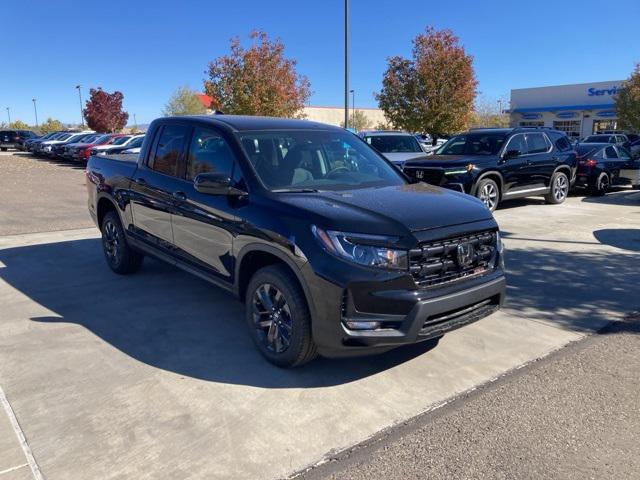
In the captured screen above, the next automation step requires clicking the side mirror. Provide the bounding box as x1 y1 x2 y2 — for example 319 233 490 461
503 149 520 160
194 172 246 196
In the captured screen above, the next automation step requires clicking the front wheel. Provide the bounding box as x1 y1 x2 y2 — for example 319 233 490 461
245 265 317 368
101 211 144 274
475 178 500 212
545 171 569 204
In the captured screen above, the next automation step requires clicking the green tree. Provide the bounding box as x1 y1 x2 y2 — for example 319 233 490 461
340 110 372 132
38 117 64 134
376 27 477 141
204 30 311 117
8 120 31 130
162 86 207 116
616 64 640 132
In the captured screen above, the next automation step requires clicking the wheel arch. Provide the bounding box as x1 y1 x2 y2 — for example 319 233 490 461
235 245 317 322
97 196 119 228
472 170 505 197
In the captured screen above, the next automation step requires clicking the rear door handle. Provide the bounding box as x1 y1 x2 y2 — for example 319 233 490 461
172 191 187 202
135 178 147 185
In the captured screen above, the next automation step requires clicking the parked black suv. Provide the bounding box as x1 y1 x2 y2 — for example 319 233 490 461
403 128 577 211
86 116 506 367
0 130 39 151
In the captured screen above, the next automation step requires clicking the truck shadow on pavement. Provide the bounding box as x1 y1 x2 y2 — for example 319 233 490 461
1 235 638 387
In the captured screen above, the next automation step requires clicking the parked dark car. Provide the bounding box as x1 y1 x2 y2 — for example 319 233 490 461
574 143 640 195
50 133 97 158
582 133 630 148
25 131 61 152
402 128 577 211
86 115 506 367
0 130 39 151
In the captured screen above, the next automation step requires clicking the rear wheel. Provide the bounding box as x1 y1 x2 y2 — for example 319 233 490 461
545 171 569 204
245 265 317 368
589 172 610 196
101 211 144 274
475 178 500 212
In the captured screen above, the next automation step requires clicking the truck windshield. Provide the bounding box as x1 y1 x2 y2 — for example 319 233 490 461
436 133 507 156
238 130 406 191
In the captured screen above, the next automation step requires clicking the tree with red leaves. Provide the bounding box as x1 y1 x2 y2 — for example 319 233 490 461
377 27 477 141
83 88 129 132
204 31 311 118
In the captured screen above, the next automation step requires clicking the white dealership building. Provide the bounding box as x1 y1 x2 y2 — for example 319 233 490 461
509 80 624 139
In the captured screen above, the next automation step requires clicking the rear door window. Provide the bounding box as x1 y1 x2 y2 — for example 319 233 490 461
149 125 189 177
604 146 618 159
525 133 551 154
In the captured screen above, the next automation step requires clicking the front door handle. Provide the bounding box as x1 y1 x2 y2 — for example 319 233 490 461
135 178 147 185
172 191 187 202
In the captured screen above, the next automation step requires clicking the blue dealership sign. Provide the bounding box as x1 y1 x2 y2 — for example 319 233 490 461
587 86 622 97
556 112 577 119
521 113 542 120
596 110 617 118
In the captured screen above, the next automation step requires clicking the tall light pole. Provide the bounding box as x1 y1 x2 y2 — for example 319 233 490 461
497 100 503 115
5 107 10 125
75 85 84 127
344 0 349 129
350 89 355 118
32 98 39 128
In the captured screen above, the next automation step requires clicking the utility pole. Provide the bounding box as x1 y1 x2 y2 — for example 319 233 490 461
344 0 349 129
350 89 355 119
76 85 84 128
32 98 39 128
5 107 10 125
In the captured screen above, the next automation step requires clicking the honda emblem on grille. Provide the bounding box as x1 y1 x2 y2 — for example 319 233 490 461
415 170 424 179
456 242 474 267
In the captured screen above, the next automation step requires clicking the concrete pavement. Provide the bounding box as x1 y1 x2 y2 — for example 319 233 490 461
1 150 639 479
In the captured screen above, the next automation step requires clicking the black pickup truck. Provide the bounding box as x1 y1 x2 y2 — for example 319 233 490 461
86 115 506 367
403 128 577 211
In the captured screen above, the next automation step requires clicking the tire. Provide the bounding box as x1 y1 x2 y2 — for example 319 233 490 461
475 178 500 212
589 172 610 196
245 265 318 368
545 171 569 204
100 211 144 274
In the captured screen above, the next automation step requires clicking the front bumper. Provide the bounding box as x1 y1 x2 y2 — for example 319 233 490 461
311 268 505 358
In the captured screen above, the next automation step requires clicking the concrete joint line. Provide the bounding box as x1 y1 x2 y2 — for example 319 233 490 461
0 386 44 480
0 464 29 476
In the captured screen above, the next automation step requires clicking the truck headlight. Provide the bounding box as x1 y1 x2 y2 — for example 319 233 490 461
312 226 408 270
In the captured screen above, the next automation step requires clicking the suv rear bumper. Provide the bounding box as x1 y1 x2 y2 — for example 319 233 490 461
310 269 506 358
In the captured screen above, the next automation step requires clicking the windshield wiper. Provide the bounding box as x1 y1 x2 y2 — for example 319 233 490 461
271 188 323 193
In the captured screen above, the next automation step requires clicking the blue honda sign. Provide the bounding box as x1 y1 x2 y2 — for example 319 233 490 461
596 110 617 118
556 112 577 119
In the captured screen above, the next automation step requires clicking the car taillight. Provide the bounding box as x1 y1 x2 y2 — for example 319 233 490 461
82 147 92 159
578 158 597 167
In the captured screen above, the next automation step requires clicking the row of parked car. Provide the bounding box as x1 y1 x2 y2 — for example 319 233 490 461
0 129 145 161
361 127 640 211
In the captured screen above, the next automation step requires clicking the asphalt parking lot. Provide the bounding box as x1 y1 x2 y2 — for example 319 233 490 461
1 150 639 479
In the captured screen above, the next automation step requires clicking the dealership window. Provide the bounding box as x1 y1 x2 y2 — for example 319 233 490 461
593 120 618 133
519 121 544 128
553 120 581 138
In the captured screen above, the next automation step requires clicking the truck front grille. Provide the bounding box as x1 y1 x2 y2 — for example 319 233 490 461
410 230 497 287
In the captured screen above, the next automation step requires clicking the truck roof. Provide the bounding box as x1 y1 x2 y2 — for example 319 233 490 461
162 115 343 132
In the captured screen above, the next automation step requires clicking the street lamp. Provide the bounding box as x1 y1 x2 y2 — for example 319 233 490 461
32 98 38 128
75 85 84 128
350 89 355 119
344 0 349 129
5 107 10 125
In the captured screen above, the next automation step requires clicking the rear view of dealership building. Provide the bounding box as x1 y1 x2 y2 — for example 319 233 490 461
509 80 624 139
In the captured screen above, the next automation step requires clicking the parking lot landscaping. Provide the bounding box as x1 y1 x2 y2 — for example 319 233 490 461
1 151 639 479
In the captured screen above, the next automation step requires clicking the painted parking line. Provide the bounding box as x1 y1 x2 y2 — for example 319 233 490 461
0 386 43 480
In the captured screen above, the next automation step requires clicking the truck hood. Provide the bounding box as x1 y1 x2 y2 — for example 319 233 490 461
404 154 497 168
273 182 492 234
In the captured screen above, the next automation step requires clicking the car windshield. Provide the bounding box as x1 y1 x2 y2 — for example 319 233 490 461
576 145 601 157
436 133 507 155
111 136 131 145
93 134 111 144
584 135 611 143
57 133 73 141
238 130 405 192
128 136 144 148
363 134 423 153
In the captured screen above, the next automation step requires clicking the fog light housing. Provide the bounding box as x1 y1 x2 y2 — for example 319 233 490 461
344 321 381 330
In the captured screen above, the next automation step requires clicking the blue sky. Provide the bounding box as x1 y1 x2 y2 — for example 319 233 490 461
2 0 639 125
